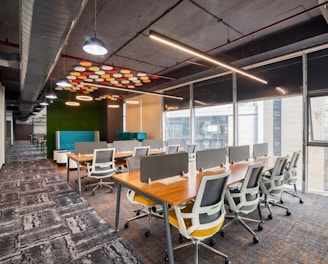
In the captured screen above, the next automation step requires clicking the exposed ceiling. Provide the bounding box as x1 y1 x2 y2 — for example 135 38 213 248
1 0 328 121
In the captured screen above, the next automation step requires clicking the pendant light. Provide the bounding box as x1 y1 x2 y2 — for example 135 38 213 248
46 77 57 100
56 43 72 87
83 0 108 55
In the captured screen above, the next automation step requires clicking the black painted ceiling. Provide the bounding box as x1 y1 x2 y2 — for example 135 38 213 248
1 0 328 120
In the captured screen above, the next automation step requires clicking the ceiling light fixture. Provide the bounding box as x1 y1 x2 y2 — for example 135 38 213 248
107 104 120 108
56 43 72 87
66 101 80 106
46 78 57 99
107 99 120 108
45 92 57 100
83 0 108 55
125 100 140 104
56 77 72 87
86 83 183 100
149 30 268 84
40 100 49 106
76 95 93 101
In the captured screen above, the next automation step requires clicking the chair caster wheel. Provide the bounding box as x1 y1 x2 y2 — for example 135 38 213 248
300 199 304 204
145 230 150 237
268 214 273 220
258 224 263 231
286 210 291 216
253 236 259 243
92 191 95 195
178 234 184 243
209 238 215 246
280 199 284 204
151 206 157 213
225 260 231 264
124 223 129 228
220 231 225 237
136 210 140 216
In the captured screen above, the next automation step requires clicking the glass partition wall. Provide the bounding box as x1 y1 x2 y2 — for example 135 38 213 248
162 47 328 195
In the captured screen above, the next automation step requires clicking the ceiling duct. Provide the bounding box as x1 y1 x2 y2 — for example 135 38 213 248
19 0 87 119
319 0 328 23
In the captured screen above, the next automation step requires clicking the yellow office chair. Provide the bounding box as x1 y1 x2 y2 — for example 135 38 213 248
281 151 303 204
124 155 163 237
221 163 265 243
167 171 231 264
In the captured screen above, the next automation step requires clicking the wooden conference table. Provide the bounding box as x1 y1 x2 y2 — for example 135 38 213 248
113 156 276 264
66 149 164 195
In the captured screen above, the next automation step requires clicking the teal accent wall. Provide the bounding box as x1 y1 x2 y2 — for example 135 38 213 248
46 96 103 158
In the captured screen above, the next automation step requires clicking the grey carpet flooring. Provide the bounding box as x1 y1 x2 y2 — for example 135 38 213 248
0 142 144 264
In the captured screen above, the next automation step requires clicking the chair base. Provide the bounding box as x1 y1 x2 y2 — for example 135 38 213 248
125 206 163 237
261 194 291 219
85 179 114 195
221 213 263 243
167 238 230 264
281 185 304 204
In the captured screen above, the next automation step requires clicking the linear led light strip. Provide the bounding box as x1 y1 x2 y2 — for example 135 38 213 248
83 82 183 100
149 30 268 85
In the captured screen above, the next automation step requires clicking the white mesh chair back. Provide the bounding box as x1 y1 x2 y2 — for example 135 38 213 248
261 155 288 195
227 163 265 214
176 171 230 239
133 146 150 157
284 151 300 185
166 144 180 154
126 156 141 172
91 148 116 176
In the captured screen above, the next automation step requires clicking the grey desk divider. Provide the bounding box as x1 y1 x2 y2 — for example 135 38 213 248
142 139 164 149
113 140 141 152
253 143 268 158
196 148 227 171
74 141 108 155
228 145 250 164
140 152 189 183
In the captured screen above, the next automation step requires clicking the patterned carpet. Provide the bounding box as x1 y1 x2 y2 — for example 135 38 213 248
0 143 143 263
2 142 328 264
62 150 328 264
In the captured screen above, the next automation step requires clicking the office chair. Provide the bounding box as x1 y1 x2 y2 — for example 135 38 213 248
221 163 265 243
281 151 303 204
133 146 150 157
166 144 180 154
85 148 116 195
124 156 163 237
186 144 197 161
260 155 291 219
167 171 231 264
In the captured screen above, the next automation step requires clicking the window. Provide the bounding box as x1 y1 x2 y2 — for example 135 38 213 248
163 109 190 144
194 104 233 150
309 95 328 143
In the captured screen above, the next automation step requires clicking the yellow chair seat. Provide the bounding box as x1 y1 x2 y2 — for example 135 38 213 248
168 202 224 238
133 193 157 206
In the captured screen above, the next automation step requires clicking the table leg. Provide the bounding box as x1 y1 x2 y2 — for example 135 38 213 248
258 202 263 221
76 161 81 195
115 183 122 232
163 202 174 264
67 156 70 182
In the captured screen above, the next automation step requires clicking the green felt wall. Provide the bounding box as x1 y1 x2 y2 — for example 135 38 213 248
46 96 104 158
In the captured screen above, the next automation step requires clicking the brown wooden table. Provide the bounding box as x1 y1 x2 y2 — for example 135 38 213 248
66 149 166 195
112 156 274 264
